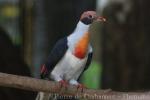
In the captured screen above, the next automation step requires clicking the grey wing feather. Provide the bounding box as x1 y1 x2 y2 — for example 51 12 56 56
40 37 68 79
84 52 93 71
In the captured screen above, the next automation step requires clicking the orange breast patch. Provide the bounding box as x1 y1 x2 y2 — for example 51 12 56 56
74 32 89 59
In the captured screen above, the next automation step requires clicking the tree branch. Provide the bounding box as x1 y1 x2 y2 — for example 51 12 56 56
0 72 150 100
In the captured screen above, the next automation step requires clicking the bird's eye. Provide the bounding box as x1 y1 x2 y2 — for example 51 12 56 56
89 15 93 18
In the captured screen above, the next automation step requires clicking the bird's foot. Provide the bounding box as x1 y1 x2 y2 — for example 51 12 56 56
76 83 86 92
59 80 68 89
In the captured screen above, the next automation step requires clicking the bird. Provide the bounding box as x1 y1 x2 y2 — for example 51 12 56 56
36 11 106 100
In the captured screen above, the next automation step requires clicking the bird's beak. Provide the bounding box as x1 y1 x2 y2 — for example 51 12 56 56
96 16 106 22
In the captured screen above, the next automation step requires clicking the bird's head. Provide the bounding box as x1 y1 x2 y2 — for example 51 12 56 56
80 11 106 25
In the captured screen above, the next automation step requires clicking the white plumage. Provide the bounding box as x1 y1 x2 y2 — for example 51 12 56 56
51 49 88 85
51 21 92 85
35 11 105 100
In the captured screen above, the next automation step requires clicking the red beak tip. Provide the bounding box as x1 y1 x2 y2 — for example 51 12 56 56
97 16 107 22
103 18 106 22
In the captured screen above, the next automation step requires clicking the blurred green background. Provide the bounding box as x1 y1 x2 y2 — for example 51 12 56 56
0 1 150 100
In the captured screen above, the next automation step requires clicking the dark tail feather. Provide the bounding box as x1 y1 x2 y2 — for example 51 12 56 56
40 64 48 79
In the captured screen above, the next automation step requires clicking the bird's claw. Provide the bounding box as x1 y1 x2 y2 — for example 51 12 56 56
59 80 68 89
77 84 86 92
